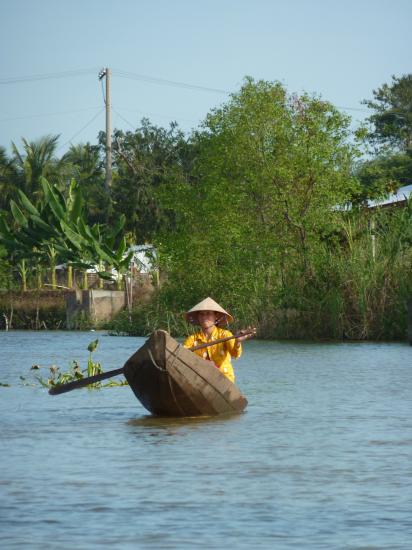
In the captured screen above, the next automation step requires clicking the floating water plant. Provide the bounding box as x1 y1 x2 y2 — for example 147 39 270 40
32 339 127 389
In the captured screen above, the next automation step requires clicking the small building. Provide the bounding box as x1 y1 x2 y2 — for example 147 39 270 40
367 184 412 210
127 244 157 274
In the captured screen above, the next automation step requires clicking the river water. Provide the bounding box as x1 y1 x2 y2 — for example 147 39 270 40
0 331 411 549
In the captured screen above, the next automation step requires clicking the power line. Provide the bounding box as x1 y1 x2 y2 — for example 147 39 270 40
0 68 99 85
113 69 371 112
113 68 229 94
337 105 369 113
57 108 104 152
112 107 136 130
0 66 371 114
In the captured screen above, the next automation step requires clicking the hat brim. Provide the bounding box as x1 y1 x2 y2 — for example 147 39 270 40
184 297 234 326
184 310 233 327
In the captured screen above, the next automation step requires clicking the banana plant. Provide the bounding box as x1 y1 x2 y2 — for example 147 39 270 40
1 177 134 291
0 213 39 290
41 176 133 290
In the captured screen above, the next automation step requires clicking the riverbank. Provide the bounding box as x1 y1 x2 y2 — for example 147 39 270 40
0 290 67 330
1 291 411 343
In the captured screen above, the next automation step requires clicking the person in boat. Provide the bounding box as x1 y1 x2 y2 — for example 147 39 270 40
183 297 253 383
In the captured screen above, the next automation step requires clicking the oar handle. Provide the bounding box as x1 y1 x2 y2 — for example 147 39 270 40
189 330 255 352
48 367 124 395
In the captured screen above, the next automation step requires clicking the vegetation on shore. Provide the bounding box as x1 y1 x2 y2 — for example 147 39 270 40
1 75 411 340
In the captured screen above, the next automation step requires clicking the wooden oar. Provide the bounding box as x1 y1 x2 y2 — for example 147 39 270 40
49 329 255 396
48 367 124 395
189 329 255 351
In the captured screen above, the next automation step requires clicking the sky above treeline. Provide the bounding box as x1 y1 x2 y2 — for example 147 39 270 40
1 0 411 155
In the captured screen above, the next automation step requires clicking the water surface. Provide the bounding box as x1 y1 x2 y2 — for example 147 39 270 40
1 331 411 549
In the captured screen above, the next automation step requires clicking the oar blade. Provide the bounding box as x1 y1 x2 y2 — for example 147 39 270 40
48 367 124 395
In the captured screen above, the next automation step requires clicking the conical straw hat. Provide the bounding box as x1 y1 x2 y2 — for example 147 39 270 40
184 297 234 326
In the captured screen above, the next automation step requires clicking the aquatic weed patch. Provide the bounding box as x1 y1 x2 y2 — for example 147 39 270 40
20 338 128 389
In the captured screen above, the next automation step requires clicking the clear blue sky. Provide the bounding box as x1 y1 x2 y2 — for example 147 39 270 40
1 0 411 155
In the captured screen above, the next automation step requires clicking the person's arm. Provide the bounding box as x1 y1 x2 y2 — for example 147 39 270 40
224 331 242 359
226 327 255 358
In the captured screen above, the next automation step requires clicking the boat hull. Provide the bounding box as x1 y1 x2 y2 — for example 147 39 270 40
123 330 248 416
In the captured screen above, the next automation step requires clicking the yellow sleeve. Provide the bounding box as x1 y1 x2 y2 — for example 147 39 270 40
222 329 242 359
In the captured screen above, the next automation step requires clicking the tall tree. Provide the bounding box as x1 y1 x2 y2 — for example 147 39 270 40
0 147 18 211
356 74 412 202
11 135 64 201
156 78 360 314
363 74 412 152
107 119 194 242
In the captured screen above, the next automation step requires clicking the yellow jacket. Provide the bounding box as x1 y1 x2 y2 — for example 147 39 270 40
183 326 242 383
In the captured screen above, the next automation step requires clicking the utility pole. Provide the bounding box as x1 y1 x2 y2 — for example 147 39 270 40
98 67 112 191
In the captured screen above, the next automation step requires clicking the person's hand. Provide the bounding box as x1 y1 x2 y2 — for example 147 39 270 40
237 327 256 342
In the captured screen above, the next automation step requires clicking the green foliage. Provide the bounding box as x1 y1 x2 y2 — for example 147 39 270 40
87 338 99 353
0 76 411 341
354 74 412 204
107 295 189 337
155 78 361 321
108 119 195 242
363 74 412 153
317 203 412 339
0 146 19 211
137 78 411 341
354 152 412 203
0 244 13 289
0 176 132 290
33 339 127 389
62 142 108 224
34 361 84 388
11 135 64 201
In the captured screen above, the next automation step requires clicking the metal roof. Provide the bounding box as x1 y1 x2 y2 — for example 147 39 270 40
367 184 412 208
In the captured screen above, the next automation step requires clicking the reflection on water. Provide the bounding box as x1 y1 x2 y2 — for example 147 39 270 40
0 331 411 549
127 411 243 428
127 413 244 443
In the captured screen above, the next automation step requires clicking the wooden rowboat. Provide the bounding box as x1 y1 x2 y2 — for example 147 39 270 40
123 329 248 416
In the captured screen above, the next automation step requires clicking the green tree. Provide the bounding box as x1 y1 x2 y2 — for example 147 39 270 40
356 74 412 202
355 152 412 203
0 147 18 211
156 78 360 320
107 119 194 242
11 135 65 201
0 243 13 289
363 74 412 152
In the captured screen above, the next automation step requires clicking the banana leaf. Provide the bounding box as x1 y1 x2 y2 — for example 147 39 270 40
68 181 84 223
77 218 94 241
17 190 40 217
29 214 54 234
93 242 115 264
40 177 65 220
10 201 29 228
97 270 115 281
60 220 87 250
